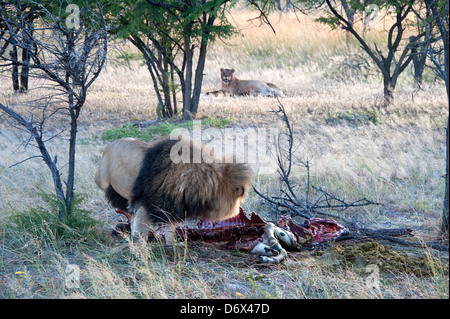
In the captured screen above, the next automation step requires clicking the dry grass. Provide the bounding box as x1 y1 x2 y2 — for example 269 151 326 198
0 10 448 299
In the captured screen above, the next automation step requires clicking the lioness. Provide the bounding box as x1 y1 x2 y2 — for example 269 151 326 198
207 68 284 97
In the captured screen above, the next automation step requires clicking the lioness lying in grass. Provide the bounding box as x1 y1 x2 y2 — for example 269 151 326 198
207 68 284 97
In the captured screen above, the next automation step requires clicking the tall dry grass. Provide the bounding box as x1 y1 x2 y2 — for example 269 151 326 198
0 10 448 299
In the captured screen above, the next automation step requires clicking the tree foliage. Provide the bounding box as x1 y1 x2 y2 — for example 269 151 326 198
315 0 419 106
104 0 238 119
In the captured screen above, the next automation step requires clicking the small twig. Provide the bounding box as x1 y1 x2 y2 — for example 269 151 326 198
246 0 277 34
253 186 312 219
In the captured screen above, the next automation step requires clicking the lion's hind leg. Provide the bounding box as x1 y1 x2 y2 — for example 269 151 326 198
106 185 129 211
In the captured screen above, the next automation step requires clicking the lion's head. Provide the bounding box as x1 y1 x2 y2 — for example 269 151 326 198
220 68 235 85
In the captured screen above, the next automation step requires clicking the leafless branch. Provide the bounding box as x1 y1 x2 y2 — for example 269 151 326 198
0 0 107 217
254 99 381 227
8 155 43 169
252 99 447 249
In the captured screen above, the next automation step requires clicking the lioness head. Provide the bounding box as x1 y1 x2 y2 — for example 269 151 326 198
220 68 235 85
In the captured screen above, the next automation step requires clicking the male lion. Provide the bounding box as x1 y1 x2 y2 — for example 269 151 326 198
95 137 254 245
206 68 284 97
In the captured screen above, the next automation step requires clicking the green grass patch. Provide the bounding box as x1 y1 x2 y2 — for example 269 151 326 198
110 50 144 67
100 117 233 142
326 108 380 126
4 192 104 244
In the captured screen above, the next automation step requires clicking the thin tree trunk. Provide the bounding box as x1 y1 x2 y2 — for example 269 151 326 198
190 20 211 117
0 102 66 213
410 36 426 85
324 0 414 108
10 44 19 92
383 77 395 106
64 32 76 218
20 45 30 92
341 0 355 43
129 35 168 118
443 118 449 237
162 59 173 118
171 66 177 114
442 42 449 238
276 0 281 11
183 31 194 120
66 101 78 217
20 29 32 92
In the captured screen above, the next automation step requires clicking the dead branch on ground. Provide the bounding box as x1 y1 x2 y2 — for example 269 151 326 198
254 99 448 252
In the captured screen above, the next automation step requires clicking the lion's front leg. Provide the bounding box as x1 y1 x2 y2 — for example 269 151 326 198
163 222 185 248
130 206 152 239
206 90 221 96
206 89 231 96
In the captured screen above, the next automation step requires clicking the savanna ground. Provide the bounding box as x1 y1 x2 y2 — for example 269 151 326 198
0 9 448 299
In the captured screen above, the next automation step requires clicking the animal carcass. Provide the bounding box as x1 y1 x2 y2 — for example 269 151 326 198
113 207 348 264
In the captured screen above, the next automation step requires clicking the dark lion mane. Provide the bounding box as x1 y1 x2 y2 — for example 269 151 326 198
128 138 254 223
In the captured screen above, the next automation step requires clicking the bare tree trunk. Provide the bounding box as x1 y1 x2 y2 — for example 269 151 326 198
19 44 30 92
183 30 194 120
19 27 32 92
410 36 426 85
440 49 448 239
442 47 449 238
171 66 177 114
276 0 282 11
0 102 66 213
162 59 173 118
10 44 19 92
190 26 210 117
128 34 177 119
443 119 449 237
181 14 215 120
341 0 355 43
66 95 78 217
383 76 395 106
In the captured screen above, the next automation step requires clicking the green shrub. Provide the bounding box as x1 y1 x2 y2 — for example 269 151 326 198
6 192 103 243
326 108 380 126
100 117 233 142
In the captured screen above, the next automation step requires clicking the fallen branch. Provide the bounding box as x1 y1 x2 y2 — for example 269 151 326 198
357 227 414 238
253 99 448 253
333 234 448 252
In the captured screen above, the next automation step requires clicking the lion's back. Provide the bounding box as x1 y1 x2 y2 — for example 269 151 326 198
235 79 284 97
